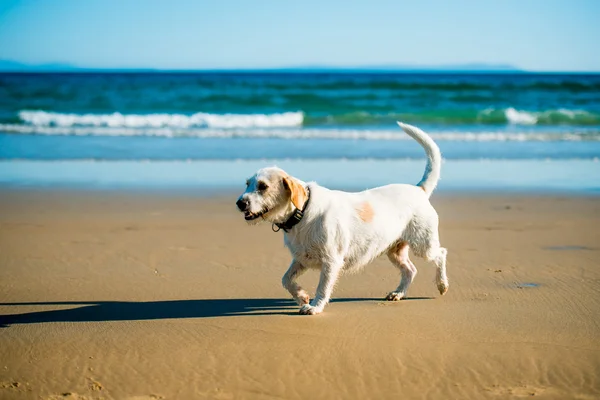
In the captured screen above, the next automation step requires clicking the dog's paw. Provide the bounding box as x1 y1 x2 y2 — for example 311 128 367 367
385 291 405 301
437 281 449 295
299 304 321 315
295 291 310 305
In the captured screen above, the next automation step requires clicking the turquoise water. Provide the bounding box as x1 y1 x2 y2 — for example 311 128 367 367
0 72 599 191
2 72 600 127
1 72 600 160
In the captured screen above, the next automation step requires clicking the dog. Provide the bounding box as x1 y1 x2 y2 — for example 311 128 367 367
236 122 448 315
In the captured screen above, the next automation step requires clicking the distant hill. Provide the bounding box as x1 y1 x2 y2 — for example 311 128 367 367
270 63 523 72
0 60 79 72
0 59 523 73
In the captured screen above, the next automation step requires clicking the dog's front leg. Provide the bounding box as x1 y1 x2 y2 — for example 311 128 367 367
299 259 343 315
282 260 310 306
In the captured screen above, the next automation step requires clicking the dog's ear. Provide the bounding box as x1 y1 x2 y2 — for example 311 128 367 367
282 176 307 210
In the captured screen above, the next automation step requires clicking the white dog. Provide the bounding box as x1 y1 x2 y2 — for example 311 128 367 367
236 122 448 315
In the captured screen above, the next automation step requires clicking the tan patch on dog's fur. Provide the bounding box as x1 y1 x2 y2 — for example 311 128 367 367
390 240 407 253
357 201 374 222
283 176 308 209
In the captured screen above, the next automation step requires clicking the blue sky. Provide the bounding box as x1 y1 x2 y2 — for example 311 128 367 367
0 0 598 71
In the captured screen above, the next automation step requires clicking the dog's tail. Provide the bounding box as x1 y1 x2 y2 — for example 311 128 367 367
397 122 441 197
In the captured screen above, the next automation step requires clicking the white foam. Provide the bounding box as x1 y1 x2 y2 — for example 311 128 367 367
18 110 305 129
1 124 598 142
557 108 577 118
505 108 538 125
503 107 595 125
554 108 591 118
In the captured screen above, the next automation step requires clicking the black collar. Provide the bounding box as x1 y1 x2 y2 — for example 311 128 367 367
272 187 310 233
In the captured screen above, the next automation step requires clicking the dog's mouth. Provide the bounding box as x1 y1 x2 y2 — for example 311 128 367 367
244 208 269 221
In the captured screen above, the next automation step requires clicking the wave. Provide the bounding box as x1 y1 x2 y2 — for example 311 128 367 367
492 107 598 125
15 108 600 130
2 124 599 141
18 110 304 129
305 108 600 126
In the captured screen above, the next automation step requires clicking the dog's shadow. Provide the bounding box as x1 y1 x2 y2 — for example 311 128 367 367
0 297 433 327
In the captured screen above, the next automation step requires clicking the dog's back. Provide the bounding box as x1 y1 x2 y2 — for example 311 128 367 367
286 182 439 272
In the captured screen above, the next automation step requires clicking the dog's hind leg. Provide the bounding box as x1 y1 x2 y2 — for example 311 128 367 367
425 244 449 295
410 215 449 296
432 246 449 295
282 260 310 305
385 241 418 301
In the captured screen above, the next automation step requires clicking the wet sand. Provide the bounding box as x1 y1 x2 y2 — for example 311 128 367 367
0 190 599 399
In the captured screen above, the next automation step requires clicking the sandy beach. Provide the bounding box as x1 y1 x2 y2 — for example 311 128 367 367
0 190 599 399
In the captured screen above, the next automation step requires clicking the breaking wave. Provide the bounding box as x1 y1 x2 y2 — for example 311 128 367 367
2 108 598 141
16 108 600 129
18 110 305 129
303 108 600 126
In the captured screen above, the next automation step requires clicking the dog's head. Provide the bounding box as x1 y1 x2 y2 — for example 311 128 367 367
236 167 308 225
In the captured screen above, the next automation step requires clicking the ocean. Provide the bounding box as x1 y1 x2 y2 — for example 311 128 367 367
0 72 599 192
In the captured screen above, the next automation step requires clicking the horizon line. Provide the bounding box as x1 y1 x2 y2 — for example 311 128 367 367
1 60 600 74
2 68 600 74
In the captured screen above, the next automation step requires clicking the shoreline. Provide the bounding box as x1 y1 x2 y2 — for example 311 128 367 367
1 159 599 195
1 186 599 200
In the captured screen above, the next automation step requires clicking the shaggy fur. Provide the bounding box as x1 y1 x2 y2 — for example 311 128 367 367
236 122 449 315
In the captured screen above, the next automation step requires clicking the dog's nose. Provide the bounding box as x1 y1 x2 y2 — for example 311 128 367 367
236 198 249 211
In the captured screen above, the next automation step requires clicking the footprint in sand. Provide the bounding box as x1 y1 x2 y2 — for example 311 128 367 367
484 384 594 398
47 394 97 400
47 394 164 400
1 381 31 392
486 384 544 397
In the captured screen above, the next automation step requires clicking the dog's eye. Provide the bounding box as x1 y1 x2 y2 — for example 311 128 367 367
257 182 268 191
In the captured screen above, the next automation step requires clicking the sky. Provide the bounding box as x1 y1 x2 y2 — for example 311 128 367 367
0 0 599 72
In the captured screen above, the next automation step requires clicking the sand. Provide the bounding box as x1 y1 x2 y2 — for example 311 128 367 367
0 190 599 399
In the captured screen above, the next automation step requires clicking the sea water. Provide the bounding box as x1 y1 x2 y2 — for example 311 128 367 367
0 72 598 192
